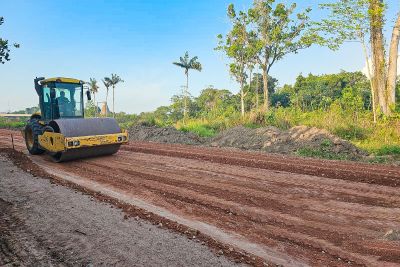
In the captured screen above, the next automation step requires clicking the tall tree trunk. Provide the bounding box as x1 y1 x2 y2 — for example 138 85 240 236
105 89 109 117
386 13 400 108
370 0 388 115
255 73 259 109
184 72 189 120
249 68 253 110
262 66 269 112
94 92 96 117
240 75 245 117
112 86 115 118
361 36 377 123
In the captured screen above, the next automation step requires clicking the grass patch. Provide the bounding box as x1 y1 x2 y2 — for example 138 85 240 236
367 156 389 164
373 145 400 156
0 118 26 129
179 124 216 137
176 120 217 137
296 140 349 160
332 125 368 140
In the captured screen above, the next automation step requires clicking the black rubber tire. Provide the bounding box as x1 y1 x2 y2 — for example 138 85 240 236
24 119 45 155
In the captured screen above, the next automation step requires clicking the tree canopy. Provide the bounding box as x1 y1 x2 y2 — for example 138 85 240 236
0 17 19 64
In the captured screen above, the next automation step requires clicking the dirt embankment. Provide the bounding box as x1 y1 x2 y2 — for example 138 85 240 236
209 125 367 160
128 124 367 160
128 124 205 145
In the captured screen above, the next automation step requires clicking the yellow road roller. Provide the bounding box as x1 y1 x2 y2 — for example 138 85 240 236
23 77 128 162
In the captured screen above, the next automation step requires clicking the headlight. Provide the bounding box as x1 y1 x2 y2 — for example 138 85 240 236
73 141 80 146
118 136 123 142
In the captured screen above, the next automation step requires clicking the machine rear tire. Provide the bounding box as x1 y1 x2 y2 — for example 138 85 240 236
25 119 45 155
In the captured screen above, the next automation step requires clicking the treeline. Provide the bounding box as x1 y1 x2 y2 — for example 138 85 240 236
212 0 400 120
127 71 399 128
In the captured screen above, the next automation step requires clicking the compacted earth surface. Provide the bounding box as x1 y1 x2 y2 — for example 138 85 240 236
1 129 400 266
0 154 238 266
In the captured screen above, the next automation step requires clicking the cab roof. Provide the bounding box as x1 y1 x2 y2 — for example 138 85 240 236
40 77 84 85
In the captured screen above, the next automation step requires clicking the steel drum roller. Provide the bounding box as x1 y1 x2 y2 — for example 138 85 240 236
48 118 122 162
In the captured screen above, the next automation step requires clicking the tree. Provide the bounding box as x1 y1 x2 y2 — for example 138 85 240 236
0 17 19 64
107 74 124 117
245 73 278 109
216 4 255 117
196 86 236 116
102 78 111 117
369 0 400 115
249 0 314 112
280 71 370 111
386 9 400 109
316 0 378 122
88 78 99 117
173 52 202 120
318 0 400 117
85 100 97 117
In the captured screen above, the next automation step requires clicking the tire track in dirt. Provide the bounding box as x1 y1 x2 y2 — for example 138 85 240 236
129 141 400 175
31 149 400 266
124 142 400 186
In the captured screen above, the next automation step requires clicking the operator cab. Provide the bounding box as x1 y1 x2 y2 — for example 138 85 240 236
34 77 90 121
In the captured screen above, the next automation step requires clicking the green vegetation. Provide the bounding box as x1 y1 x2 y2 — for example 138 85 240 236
114 70 400 158
0 117 25 129
88 78 99 117
0 17 19 64
216 1 315 115
177 121 216 138
296 139 349 160
107 74 124 117
374 145 400 156
173 52 202 119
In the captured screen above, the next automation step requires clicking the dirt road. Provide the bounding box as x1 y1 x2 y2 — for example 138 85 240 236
0 155 238 266
1 129 400 266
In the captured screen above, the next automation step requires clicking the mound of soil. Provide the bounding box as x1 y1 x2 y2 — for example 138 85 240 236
209 125 367 160
128 124 367 160
128 124 204 145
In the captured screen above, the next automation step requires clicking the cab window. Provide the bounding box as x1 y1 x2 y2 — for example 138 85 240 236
42 83 83 119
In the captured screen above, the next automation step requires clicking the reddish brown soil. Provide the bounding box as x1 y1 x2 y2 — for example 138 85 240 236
1 129 400 267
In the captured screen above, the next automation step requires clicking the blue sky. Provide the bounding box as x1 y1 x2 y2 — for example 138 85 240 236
1 0 399 113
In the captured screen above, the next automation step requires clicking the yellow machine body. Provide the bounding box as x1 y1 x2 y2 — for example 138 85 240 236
38 131 129 153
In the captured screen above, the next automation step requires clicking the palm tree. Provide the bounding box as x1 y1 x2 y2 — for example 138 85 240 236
89 78 99 117
108 74 124 117
102 78 111 117
173 51 202 119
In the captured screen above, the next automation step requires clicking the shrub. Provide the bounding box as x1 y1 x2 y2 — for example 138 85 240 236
296 146 348 160
333 125 368 140
176 120 216 137
374 145 400 156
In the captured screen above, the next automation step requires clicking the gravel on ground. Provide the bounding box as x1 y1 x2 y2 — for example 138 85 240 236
0 155 239 267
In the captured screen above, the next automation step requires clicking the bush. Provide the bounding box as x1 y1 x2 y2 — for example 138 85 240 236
176 120 216 137
374 145 400 156
333 125 368 140
296 146 348 160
